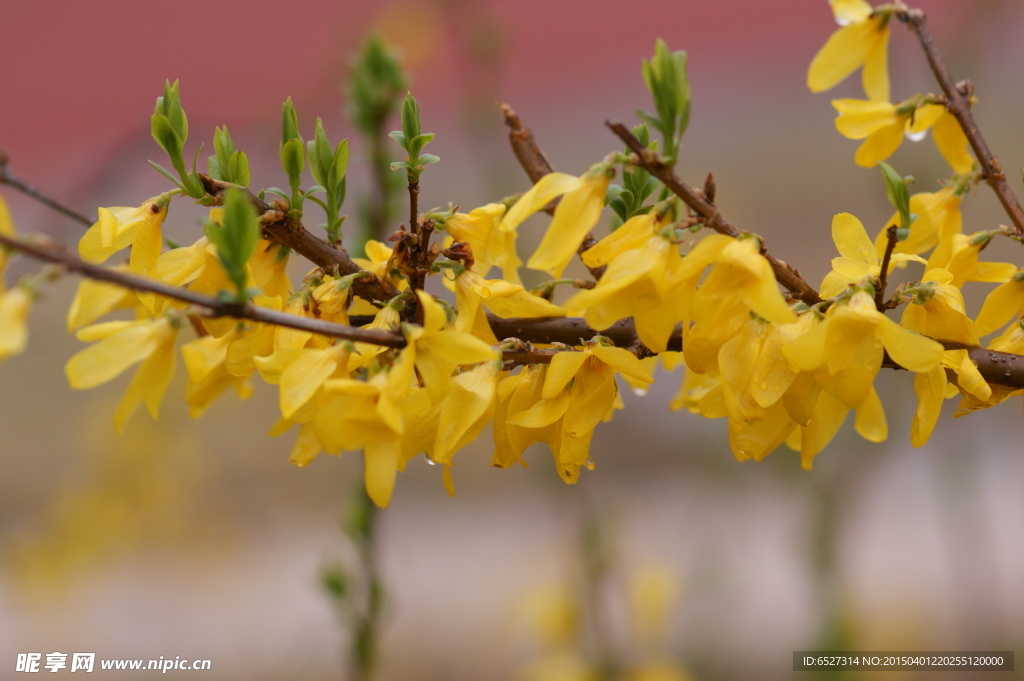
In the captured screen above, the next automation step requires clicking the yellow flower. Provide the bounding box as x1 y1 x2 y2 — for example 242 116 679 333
181 329 253 418
309 348 419 507
0 286 32 361
953 320 1024 416
820 213 924 298
66 271 137 332
784 290 943 408
79 194 172 277
564 210 683 352
432 361 499 474
507 343 652 483
677 234 797 372
910 365 946 448
255 342 353 420
927 232 1017 288
453 268 564 345
403 290 500 400
0 191 14 280
831 99 965 168
446 203 522 284
973 270 1024 338
219 295 285 376
873 187 962 258
808 2 890 101
499 164 615 278
900 269 978 345
65 317 179 433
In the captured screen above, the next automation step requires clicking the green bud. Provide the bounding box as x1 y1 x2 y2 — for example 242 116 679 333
328 139 349 197
400 92 421 149
280 138 305 186
281 97 300 146
150 113 183 163
877 161 914 231
638 40 690 162
154 80 188 145
228 150 250 187
348 34 407 136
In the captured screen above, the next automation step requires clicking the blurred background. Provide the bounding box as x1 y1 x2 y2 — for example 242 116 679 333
2 0 1023 679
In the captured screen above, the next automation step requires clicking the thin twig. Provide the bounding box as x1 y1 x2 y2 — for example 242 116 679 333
875 225 898 309
0 232 407 347
896 7 1024 239
0 159 94 227
199 174 400 305
607 121 824 306
407 177 419 234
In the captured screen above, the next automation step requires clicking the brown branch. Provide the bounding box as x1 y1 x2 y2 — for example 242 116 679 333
0 158 94 227
408 177 419 233
500 103 553 182
875 225 898 309
896 8 1024 239
607 121 824 306
198 174 399 304
0 233 407 348
5 230 1024 387
501 103 607 281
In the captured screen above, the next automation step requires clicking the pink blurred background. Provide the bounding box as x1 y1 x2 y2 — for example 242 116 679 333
2 1 1023 679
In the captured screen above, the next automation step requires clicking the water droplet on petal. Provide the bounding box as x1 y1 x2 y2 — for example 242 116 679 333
424 454 437 466
905 129 928 143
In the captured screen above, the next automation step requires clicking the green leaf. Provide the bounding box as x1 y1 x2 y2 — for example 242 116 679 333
348 33 407 136
328 139 349 196
206 155 222 181
401 92 420 146
417 153 439 166
281 97 300 146
877 160 913 229
280 138 305 184
228 150 250 187
207 188 261 301
387 131 406 149
150 114 183 162
148 160 186 193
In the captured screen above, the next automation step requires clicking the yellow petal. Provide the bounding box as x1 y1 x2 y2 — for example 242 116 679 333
876 315 944 372
499 172 580 234
0 192 14 237
853 385 887 442
799 390 849 470
833 99 897 138
543 351 590 399
66 321 166 389
0 288 31 359
861 27 890 101
911 364 946 447
288 423 322 468
562 362 617 437
854 118 904 168
113 336 176 433
279 348 341 419
974 279 1024 338
832 212 876 263
364 439 402 508
433 362 497 464
580 211 656 268
590 345 654 386
808 21 883 93
526 170 612 277
830 0 872 25
932 111 973 174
